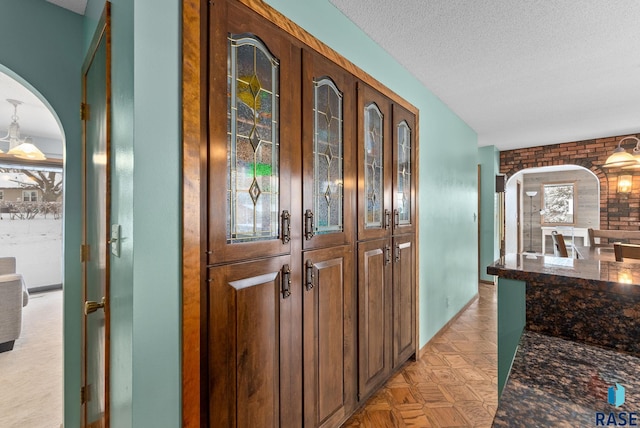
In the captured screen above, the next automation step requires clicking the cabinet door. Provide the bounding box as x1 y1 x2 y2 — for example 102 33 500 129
392 234 416 367
392 104 416 235
302 245 356 427
357 83 392 241
301 49 356 250
208 255 301 428
357 238 392 399
208 0 300 264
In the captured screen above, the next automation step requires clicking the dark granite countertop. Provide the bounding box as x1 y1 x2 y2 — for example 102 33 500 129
487 253 640 296
493 331 640 427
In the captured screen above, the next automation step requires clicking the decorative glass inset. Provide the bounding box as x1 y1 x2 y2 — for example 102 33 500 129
227 34 280 243
396 121 411 225
364 103 383 228
313 77 343 234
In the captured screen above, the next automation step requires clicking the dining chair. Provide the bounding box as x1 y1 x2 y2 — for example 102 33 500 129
551 231 569 258
613 243 640 262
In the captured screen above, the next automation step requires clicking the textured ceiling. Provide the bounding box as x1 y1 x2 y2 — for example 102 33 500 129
330 0 640 150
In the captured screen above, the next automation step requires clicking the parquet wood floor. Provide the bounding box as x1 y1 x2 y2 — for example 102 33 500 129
342 283 497 428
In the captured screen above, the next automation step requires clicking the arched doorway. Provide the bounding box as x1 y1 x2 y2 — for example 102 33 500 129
505 165 600 255
0 68 65 427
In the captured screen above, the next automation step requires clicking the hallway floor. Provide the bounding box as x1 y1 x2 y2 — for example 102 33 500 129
343 283 497 427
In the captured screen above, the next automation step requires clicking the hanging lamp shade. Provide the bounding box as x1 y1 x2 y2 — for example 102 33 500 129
7 137 46 160
603 136 639 168
0 99 47 161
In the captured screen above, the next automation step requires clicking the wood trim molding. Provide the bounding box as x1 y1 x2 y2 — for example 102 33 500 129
182 0 207 427
413 110 420 361
236 0 419 117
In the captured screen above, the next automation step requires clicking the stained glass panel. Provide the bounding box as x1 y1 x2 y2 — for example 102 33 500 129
397 121 411 224
364 103 383 228
313 78 343 234
227 34 280 243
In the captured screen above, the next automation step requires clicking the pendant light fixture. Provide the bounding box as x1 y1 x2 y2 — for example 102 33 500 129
0 99 47 161
622 136 640 170
602 136 640 169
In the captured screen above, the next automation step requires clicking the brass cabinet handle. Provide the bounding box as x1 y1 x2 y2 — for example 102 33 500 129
305 259 315 291
281 210 291 244
395 244 400 263
384 209 391 230
394 209 400 228
304 209 315 240
385 245 391 265
282 264 292 298
84 297 106 315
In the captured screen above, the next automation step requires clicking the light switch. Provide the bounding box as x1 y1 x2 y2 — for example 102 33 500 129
110 224 121 257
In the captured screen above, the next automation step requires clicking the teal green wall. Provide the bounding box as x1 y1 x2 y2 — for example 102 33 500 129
85 0 181 426
497 278 525 398
0 1 83 426
265 0 479 346
132 0 181 426
478 146 500 282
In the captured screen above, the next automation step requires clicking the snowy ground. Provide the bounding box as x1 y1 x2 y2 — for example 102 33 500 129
0 215 62 289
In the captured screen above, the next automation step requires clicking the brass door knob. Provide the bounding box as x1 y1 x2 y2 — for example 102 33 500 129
85 297 106 315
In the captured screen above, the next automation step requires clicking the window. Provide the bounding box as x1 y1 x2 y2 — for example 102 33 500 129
22 190 38 202
542 182 575 225
0 190 3 201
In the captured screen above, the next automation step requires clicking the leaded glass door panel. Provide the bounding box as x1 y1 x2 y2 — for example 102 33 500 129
357 83 392 241
392 104 416 235
302 49 355 250
208 2 297 265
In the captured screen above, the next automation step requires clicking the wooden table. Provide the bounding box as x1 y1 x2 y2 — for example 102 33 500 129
572 245 616 261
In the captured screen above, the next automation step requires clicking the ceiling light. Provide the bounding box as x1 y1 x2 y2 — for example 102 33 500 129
603 136 639 168
0 99 47 161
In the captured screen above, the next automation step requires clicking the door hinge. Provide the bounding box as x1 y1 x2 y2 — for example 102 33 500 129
81 386 87 404
80 103 90 121
81 244 91 262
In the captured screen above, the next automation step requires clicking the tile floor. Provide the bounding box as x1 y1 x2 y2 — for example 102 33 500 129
342 283 497 428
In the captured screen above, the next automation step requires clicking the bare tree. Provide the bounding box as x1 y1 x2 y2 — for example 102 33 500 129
0 168 63 202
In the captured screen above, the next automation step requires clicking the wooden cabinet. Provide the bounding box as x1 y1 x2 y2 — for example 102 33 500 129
392 235 416 367
357 83 392 242
301 48 357 428
204 2 416 426
391 105 416 236
208 255 300 427
207 0 300 265
302 245 356 428
357 238 392 398
356 84 417 401
301 49 356 251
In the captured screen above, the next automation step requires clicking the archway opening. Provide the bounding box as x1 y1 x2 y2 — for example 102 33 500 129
505 165 600 255
0 67 64 427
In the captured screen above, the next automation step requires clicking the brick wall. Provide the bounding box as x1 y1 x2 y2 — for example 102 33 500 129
500 133 640 231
